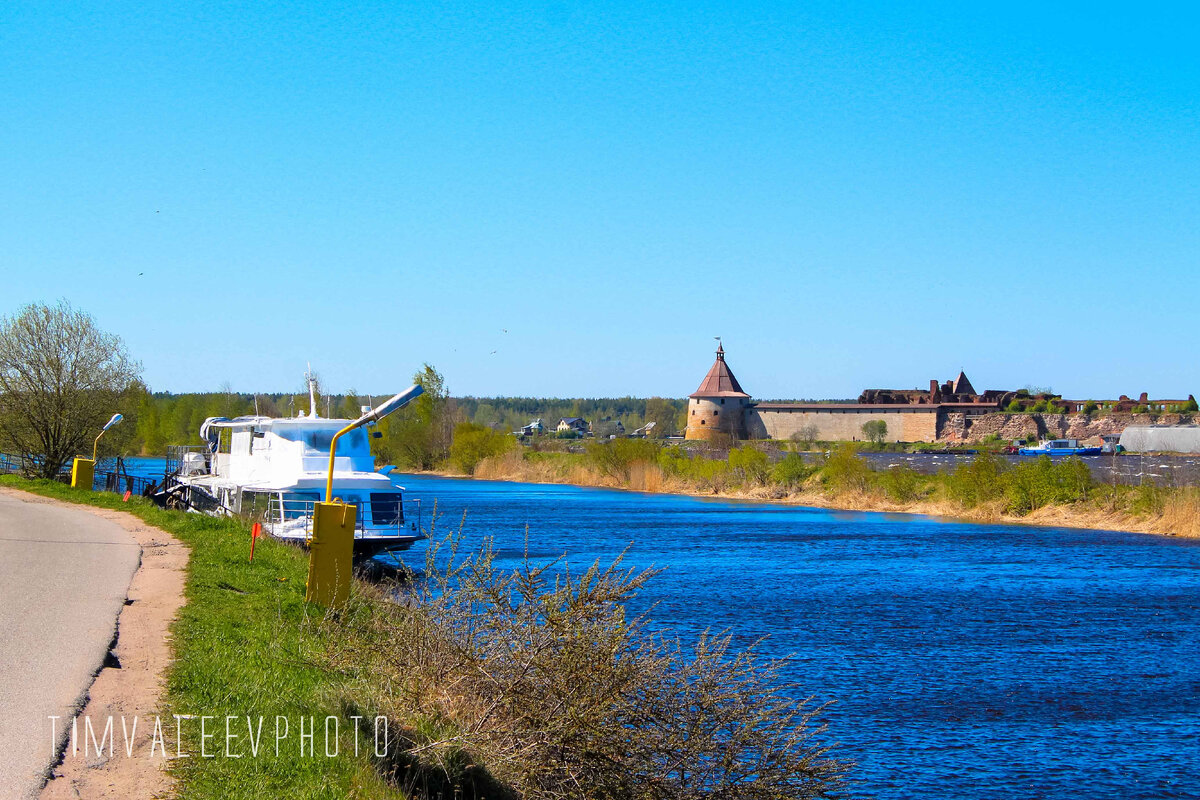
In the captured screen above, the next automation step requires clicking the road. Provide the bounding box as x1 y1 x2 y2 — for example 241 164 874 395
0 489 141 800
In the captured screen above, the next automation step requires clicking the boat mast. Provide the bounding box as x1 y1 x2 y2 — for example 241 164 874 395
306 365 319 419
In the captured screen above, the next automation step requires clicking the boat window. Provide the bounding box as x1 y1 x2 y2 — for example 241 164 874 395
273 427 368 453
371 492 403 525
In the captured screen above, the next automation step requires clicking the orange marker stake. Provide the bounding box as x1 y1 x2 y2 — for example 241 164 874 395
249 522 262 562
122 490 132 502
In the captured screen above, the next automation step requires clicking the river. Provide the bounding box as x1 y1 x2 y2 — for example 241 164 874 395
123 459 1200 798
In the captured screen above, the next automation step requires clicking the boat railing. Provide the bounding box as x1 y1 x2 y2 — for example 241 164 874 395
261 496 423 541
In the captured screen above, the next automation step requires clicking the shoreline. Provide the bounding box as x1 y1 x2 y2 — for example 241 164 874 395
418 467 1194 539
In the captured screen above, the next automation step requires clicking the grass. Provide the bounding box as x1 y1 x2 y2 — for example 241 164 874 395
3 475 851 800
0 475 403 800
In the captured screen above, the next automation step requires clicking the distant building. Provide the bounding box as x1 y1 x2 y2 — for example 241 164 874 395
684 345 995 443
519 418 545 436
1120 425 1200 453
556 417 590 436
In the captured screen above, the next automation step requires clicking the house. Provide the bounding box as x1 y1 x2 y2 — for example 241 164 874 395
556 417 590 436
519 418 545 437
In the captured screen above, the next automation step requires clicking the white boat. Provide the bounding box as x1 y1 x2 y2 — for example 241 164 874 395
162 379 423 558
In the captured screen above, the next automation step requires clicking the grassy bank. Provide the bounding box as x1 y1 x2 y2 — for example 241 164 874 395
453 443 1200 538
1 475 401 800
3 475 846 800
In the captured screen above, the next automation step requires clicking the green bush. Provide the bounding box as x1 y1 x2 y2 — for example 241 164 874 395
772 453 816 489
946 451 1007 507
727 445 771 485
878 464 922 502
586 437 660 480
449 423 514 474
1005 455 1093 514
820 444 872 494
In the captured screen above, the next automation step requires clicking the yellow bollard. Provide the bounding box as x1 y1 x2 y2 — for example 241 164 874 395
305 501 356 607
71 458 95 491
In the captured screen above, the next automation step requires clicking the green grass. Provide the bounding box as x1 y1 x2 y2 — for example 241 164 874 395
0 476 403 800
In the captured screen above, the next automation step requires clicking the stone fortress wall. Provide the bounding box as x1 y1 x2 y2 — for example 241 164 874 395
745 406 939 442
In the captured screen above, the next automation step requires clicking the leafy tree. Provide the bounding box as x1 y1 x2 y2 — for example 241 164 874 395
449 422 514 474
642 397 680 437
0 301 143 477
378 364 456 470
861 419 888 446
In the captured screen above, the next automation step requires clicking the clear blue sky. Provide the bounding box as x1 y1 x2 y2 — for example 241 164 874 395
3 2 1197 400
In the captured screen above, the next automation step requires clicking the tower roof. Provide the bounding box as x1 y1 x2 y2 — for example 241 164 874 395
690 344 750 398
951 370 975 396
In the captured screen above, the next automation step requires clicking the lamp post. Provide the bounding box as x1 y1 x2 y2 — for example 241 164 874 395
306 385 424 607
72 413 123 490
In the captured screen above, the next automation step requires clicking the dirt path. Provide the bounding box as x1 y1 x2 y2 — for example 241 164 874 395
0 488 189 800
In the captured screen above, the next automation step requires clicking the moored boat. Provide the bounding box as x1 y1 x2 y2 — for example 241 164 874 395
1018 439 1102 456
158 377 423 558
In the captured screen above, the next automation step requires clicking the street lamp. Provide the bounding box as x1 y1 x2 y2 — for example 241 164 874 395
94 413 123 460
324 386 423 502
72 412 124 490
307 384 424 607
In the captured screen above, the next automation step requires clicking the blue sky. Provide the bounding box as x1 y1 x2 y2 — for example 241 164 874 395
2 2 1197 400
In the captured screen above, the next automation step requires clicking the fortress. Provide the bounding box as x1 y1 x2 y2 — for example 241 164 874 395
684 344 999 443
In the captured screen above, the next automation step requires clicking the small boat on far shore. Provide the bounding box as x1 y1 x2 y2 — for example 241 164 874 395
1018 439 1102 457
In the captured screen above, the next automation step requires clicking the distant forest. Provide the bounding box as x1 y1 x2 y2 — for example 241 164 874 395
132 391 691 454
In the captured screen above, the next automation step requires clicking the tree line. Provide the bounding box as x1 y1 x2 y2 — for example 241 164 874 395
0 301 687 476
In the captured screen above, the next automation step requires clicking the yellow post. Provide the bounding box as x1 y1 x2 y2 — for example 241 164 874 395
305 501 356 606
71 458 95 491
305 384 423 608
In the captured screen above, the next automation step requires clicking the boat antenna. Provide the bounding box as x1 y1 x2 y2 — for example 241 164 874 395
306 364 318 419
254 395 260 417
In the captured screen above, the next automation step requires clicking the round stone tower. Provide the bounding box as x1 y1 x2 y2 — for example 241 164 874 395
685 343 750 441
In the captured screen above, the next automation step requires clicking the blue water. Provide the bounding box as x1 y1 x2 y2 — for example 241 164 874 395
126 459 1200 797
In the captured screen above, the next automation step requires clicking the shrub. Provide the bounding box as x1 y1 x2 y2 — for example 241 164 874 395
586 438 660 481
820 444 872 494
728 445 771 486
1083 400 1099 415
333 539 848 799
772 453 816 489
878 464 922 502
1006 400 1023 413
449 423 514 474
1005 455 1093 514
946 451 1007 507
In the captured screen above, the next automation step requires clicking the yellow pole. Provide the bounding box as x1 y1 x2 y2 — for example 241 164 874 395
92 430 105 462
325 422 356 503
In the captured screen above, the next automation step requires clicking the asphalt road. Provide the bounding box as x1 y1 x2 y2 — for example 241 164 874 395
0 490 140 800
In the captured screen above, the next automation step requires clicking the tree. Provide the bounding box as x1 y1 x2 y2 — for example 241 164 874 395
861 419 888 446
448 422 513 474
642 397 681 438
379 364 455 470
0 301 142 478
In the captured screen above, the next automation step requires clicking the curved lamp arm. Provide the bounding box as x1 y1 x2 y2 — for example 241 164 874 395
325 385 423 502
92 413 123 461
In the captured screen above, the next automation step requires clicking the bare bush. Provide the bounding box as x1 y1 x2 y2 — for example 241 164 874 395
327 529 847 799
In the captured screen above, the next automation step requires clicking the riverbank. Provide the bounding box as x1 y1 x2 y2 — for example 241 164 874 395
433 446 1200 538
0 476 845 799
0 476 404 799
